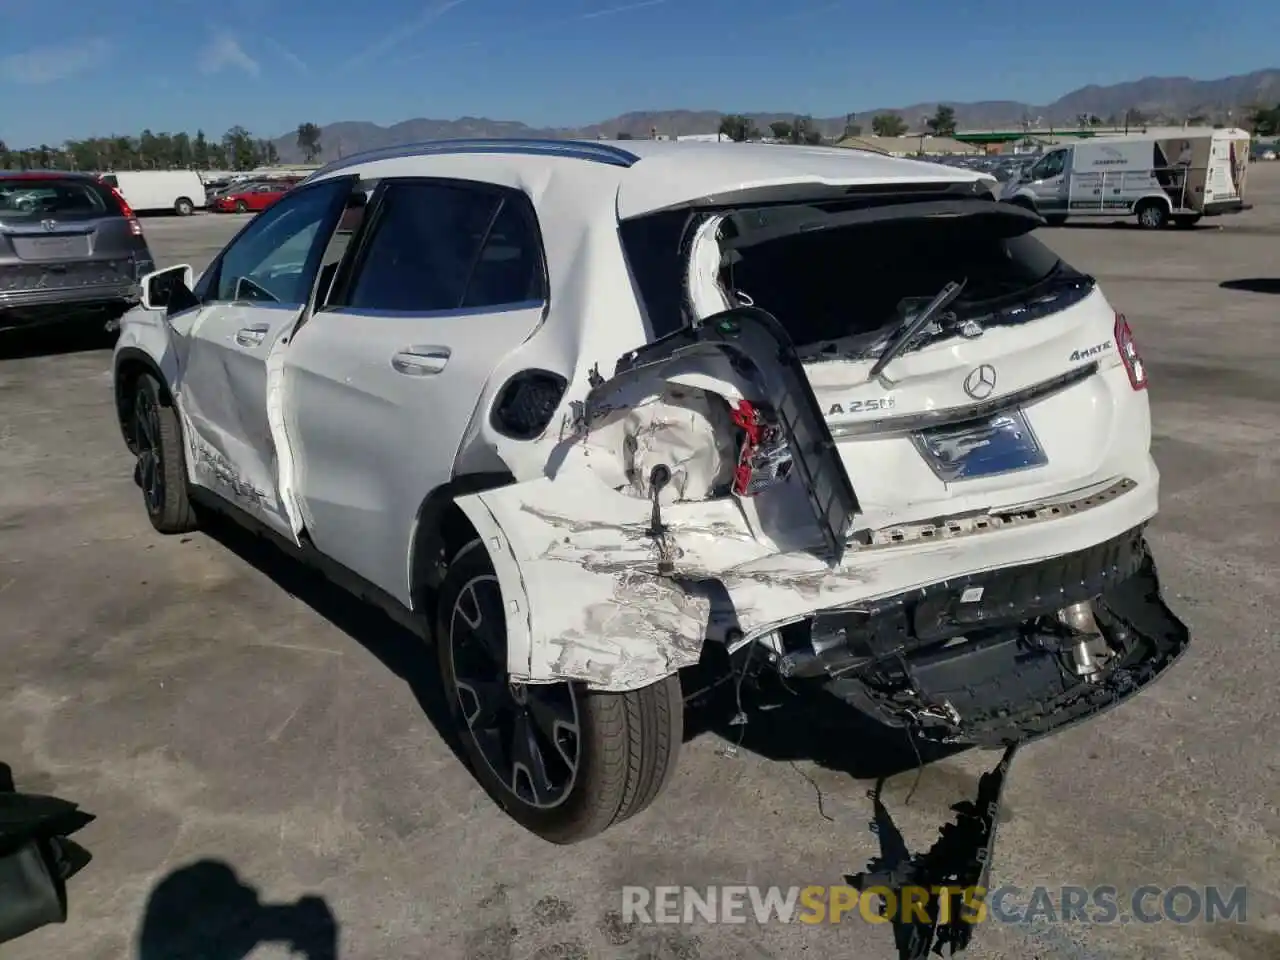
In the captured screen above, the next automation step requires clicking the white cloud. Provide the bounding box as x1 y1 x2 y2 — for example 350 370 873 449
263 35 308 73
341 0 467 72
577 0 668 22
199 31 261 77
0 37 112 85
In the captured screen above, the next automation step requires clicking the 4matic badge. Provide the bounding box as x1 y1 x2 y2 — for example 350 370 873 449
1070 340 1113 362
827 397 896 416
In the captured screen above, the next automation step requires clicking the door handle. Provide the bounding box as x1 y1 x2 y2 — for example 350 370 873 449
391 346 450 376
234 323 269 347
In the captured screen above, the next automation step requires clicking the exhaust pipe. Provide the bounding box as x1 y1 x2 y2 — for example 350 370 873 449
1059 601 1102 681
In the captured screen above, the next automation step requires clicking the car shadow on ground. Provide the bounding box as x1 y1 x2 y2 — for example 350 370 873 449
198 508 959 787
1219 278 1280 294
188 517 997 960
193 513 468 767
136 859 338 959
0 324 117 360
681 653 967 782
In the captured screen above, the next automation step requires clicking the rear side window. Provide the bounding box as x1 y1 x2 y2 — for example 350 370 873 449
0 178 112 220
337 180 544 314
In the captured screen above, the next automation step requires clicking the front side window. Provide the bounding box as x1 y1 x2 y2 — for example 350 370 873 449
335 180 545 314
1032 151 1066 180
210 179 350 305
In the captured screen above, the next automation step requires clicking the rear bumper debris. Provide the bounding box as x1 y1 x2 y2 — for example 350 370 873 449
805 526 1189 745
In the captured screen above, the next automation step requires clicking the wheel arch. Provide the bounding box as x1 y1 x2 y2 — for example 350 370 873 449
407 470 519 612
409 472 537 681
114 346 170 453
1132 193 1172 214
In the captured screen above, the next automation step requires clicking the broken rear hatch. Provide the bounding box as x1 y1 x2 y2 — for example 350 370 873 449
452 185 1163 690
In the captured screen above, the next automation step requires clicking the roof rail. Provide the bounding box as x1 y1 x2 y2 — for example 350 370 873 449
310 138 641 179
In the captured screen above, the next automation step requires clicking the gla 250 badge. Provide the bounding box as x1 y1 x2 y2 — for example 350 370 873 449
827 397 896 416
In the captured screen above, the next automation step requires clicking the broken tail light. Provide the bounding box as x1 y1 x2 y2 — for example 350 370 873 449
1114 313 1146 390
731 399 793 496
107 186 143 237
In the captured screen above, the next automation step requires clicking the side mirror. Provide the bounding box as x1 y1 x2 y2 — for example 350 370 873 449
140 264 195 312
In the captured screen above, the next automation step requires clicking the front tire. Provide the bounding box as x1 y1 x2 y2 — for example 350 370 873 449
1136 200 1169 230
133 374 198 534
437 540 683 843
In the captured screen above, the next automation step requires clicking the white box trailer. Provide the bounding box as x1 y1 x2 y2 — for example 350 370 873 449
98 170 208 216
1003 127 1251 228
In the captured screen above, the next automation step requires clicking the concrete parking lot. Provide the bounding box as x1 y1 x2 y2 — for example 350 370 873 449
1 173 1278 960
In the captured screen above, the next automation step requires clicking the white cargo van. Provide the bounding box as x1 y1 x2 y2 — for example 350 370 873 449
1003 127 1251 228
99 171 207 216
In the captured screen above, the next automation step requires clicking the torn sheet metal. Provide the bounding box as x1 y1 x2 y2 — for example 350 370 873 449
452 453 1159 692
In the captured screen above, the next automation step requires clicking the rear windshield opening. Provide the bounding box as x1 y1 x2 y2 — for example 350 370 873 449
718 203 1080 353
0 178 113 220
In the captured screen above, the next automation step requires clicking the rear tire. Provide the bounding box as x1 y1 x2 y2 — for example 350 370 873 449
133 374 198 534
437 540 683 843
1135 200 1169 230
174 197 195 216
235 199 249 214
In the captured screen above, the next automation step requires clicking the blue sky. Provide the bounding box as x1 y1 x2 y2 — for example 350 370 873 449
2 0 1278 146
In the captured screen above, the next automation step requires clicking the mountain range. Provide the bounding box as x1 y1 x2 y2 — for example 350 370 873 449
269 69 1280 163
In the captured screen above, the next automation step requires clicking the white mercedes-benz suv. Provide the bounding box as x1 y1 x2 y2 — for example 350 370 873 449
112 138 1189 844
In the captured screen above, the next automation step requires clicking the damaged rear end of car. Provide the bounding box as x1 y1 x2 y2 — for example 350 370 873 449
452 171 1189 749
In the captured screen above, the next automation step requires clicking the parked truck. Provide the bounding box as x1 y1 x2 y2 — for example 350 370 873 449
98 171 207 216
1003 127 1251 228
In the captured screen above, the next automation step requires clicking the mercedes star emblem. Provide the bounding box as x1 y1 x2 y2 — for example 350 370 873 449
963 364 997 400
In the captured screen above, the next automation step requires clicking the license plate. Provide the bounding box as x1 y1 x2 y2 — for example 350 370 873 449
912 408 1047 483
0 260 128 292
12 235 91 261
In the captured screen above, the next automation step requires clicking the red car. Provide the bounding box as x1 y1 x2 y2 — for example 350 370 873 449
212 180 294 213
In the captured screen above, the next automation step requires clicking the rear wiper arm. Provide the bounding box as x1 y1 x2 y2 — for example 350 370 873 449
868 279 967 381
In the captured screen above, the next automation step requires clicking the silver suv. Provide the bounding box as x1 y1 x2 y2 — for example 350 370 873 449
0 172 155 333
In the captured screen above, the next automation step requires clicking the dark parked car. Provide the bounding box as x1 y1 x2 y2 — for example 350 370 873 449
0 172 155 333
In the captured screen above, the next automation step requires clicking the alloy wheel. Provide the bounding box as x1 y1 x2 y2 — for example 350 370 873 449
448 574 581 809
134 391 164 513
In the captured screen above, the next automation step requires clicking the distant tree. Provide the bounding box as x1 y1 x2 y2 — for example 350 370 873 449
1186 114 1207 126
1123 108 1147 129
615 131 634 140
296 122 322 162
1247 104 1280 136
192 129 209 168
926 105 957 137
223 126 257 170
871 113 908 137
718 114 759 142
770 120 793 141
786 115 823 145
